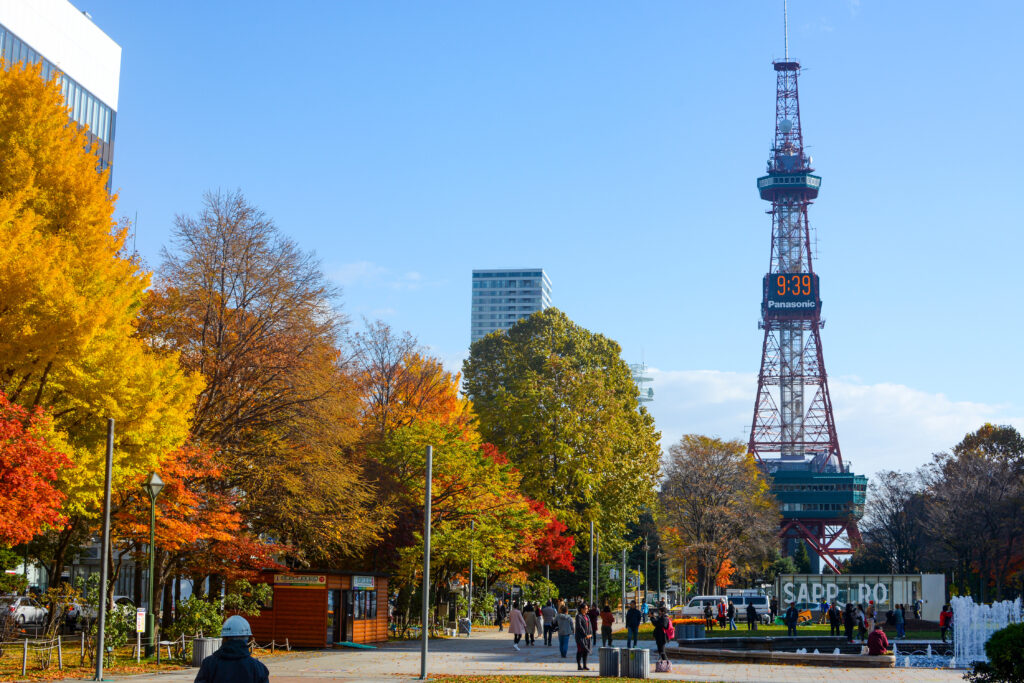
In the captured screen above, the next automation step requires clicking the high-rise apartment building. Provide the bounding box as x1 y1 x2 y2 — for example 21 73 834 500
0 0 121 176
471 268 551 343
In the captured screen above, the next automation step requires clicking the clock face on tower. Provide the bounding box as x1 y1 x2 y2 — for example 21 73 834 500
762 272 820 318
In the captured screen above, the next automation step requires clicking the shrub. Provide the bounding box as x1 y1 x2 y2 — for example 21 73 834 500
167 596 223 640
966 622 1024 683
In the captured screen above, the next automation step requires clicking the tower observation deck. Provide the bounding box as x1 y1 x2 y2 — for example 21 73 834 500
747 57 867 573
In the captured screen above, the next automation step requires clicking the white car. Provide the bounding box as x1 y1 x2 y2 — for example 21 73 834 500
74 595 136 621
1 595 48 625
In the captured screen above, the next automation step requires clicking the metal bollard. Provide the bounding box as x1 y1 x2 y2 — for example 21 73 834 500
58 637 64 670
80 630 85 666
22 639 28 677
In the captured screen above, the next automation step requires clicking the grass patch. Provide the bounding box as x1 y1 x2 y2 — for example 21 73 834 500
0 649 184 682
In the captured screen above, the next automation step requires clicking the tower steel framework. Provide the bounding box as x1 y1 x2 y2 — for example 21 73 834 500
748 57 866 574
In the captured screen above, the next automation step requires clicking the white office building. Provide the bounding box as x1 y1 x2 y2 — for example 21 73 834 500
471 268 552 343
0 0 121 176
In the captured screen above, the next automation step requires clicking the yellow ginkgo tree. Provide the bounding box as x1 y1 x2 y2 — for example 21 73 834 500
0 61 202 578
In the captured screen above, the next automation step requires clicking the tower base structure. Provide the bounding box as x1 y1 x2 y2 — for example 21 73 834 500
761 460 867 574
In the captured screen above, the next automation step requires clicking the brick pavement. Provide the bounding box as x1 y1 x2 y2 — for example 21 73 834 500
67 627 963 682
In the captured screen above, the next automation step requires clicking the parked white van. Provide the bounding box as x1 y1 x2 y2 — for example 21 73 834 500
682 595 771 623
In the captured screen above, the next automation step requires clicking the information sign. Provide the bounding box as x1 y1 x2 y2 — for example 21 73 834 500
353 575 375 590
274 574 327 587
136 608 146 633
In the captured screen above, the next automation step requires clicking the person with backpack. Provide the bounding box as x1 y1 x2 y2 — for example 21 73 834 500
650 605 672 670
542 600 558 646
555 603 574 658
194 616 268 683
703 603 714 631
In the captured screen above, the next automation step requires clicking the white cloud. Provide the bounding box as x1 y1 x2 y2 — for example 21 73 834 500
328 262 440 292
645 368 1024 478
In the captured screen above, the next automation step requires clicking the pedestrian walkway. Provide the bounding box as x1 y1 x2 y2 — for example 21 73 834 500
65 627 964 682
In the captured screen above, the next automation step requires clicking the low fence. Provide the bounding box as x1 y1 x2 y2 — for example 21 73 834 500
0 631 291 674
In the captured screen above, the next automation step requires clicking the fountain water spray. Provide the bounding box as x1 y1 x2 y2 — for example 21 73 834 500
951 595 1022 666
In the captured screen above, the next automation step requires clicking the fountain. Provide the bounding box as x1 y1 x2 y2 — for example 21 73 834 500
951 595 1022 666
891 596 1021 668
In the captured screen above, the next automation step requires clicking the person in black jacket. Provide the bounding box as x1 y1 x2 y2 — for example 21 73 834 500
574 602 594 671
828 601 842 637
495 599 507 631
784 602 799 637
843 603 855 643
746 601 758 631
650 606 671 662
195 616 268 683
625 601 643 648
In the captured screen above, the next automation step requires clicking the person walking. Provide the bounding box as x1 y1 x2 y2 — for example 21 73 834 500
939 605 953 643
746 601 758 631
893 603 905 639
866 623 890 656
195 616 269 683
913 599 923 620
650 605 671 663
556 604 574 658
625 600 642 648
769 597 778 623
784 601 799 637
828 601 842 637
600 604 615 646
575 602 594 671
542 600 558 646
843 603 855 643
727 600 737 630
495 599 507 631
508 601 526 650
523 602 539 646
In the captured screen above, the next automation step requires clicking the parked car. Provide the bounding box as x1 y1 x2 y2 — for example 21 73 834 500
1 595 49 625
71 594 136 622
682 595 772 624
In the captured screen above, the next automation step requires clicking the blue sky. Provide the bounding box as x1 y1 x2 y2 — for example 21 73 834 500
81 0 1023 475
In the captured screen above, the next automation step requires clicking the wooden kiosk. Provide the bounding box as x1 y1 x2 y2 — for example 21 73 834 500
246 570 389 647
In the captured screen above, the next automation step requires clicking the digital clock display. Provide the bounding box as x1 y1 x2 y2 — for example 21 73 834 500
762 272 820 318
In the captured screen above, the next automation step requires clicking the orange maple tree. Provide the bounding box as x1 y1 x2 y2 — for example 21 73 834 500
115 445 282 590
0 392 72 545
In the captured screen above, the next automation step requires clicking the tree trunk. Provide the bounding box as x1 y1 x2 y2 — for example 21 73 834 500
191 574 207 600
161 577 174 630
208 575 224 603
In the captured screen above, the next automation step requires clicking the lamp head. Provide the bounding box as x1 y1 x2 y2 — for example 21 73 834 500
144 471 164 501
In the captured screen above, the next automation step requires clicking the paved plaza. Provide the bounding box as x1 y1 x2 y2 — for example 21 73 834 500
77 627 965 683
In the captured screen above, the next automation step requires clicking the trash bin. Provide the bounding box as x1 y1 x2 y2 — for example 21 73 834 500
618 648 630 677
598 647 620 677
458 617 472 635
627 648 650 679
192 638 222 667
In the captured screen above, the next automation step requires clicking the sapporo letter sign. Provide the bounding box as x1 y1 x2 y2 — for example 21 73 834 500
274 574 327 587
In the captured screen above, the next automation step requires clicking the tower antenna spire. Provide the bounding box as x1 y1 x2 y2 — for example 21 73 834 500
784 0 789 60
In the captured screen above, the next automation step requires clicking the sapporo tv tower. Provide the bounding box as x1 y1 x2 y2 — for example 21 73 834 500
748 3 868 573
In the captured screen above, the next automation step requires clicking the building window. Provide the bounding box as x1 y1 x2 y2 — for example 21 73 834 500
354 590 377 620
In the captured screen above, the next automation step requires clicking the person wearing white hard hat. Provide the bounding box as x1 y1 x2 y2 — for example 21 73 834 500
194 615 269 683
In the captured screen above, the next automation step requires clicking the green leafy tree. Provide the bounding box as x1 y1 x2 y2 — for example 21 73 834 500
463 309 661 548
792 541 812 574
167 596 223 640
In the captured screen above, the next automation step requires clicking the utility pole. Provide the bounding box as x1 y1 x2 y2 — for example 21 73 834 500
468 520 474 628
588 521 595 606
94 419 114 682
419 446 432 680
620 549 626 622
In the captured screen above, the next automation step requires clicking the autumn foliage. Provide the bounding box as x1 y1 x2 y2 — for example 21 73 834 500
0 393 71 545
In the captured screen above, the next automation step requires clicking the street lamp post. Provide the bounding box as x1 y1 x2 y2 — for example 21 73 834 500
142 472 164 658
642 539 649 607
656 548 663 605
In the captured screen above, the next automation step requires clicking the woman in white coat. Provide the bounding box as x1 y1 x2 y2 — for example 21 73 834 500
508 601 527 650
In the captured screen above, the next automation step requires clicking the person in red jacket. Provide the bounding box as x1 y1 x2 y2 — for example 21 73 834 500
866 623 890 656
939 605 954 643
